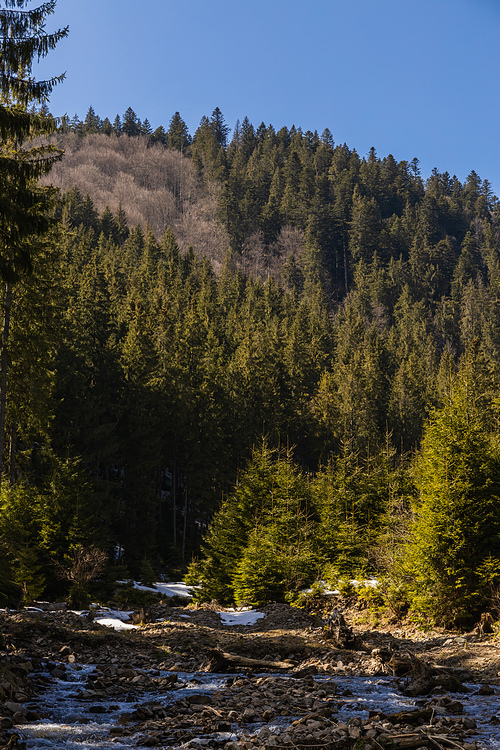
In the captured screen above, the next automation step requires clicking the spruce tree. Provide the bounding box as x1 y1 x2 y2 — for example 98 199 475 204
406 356 500 626
192 441 320 604
122 107 140 137
83 105 100 134
0 0 68 488
167 111 190 152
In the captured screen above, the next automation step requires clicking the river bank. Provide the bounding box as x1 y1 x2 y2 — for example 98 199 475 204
0 600 499 749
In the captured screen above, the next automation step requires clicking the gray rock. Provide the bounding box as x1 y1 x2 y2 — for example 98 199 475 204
4 702 26 716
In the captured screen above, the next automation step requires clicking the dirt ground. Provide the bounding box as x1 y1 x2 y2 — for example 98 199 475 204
150 598 500 683
3 596 498 682
1 598 499 749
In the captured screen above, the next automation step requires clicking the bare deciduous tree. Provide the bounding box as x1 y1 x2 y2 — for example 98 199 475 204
55 545 107 607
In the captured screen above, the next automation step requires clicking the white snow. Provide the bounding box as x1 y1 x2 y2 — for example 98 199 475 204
116 581 193 598
70 581 193 630
71 607 137 631
98 608 135 622
94 617 136 631
219 609 265 626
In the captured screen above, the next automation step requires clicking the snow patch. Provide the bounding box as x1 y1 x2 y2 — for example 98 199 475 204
220 610 265 626
94 617 136 631
72 607 136 630
116 581 193 598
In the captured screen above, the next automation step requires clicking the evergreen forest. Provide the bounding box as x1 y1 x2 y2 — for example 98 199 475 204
2 82 500 625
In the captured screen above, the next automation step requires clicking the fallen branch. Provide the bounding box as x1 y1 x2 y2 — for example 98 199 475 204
205 648 294 672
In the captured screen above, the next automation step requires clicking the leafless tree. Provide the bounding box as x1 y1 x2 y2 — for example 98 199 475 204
55 545 107 606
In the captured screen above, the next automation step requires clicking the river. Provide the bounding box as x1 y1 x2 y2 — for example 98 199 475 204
16 662 500 750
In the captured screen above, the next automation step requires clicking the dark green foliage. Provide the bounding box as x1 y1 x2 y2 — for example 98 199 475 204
0 482 46 601
167 111 191 152
0 0 68 106
34 174 500 608
405 355 500 626
192 442 320 605
3 96 500 619
313 441 414 581
0 452 96 603
122 107 141 137
84 106 101 134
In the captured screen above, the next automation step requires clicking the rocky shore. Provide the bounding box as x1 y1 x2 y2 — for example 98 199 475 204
0 601 499 749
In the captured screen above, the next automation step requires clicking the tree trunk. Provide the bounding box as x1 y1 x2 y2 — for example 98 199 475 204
172 458 177 547
0 282 13 492
343 230 349 295
182 480 188 562
9 422 17 485
206 648 294 672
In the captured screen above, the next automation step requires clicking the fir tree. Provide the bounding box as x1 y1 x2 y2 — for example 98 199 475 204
0 0 68 488
122 107 140 137
167 111 190 152
406 355 500 626
83 106 100 134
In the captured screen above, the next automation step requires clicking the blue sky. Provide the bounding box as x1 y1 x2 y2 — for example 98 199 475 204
38 0 500 195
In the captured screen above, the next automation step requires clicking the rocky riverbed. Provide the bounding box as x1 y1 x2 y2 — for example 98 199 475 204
0 601 499 749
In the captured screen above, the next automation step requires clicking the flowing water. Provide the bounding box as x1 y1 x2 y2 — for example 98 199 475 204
18 665 230 750
15 664 500 750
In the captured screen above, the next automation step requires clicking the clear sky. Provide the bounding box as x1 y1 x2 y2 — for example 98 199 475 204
37 0 500 196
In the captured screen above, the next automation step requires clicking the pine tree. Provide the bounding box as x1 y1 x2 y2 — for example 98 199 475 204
114 203 129 243
112 114 122 136
141 117 152 137
0 0 67 108
210 107 230 149
166 111 191 152
314 441 389 577
83 106 100 134
232 452 319 606
122 106 140 137
100 117 113 136
0 482 45 602
406 355 500 626
193 441 319 605
0 0 68 488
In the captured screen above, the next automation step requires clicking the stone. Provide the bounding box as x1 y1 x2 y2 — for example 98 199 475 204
12 712 28 725
51 668 66 679
4 703 25 716
89 705 107 713
462 717 477 729
186 694 213 705
477 684 495 695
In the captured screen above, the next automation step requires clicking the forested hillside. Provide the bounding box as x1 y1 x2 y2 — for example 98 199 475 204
2 104 500 626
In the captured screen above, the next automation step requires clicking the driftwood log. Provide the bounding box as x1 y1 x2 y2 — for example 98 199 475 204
129 607 153 624
399 653 467 696
477 611 495 634
323 609 359 649
375 650 468 696
372 732 463 750
206 648 294 672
